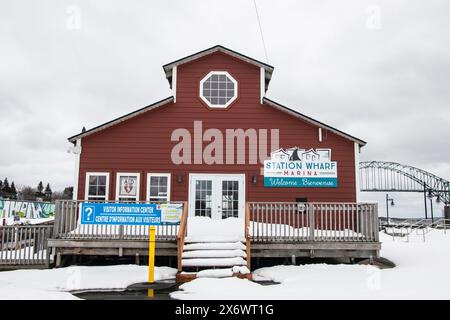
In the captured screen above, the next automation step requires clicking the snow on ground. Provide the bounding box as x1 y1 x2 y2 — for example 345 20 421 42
3 217 54 226
0 265 177 300
171 231 450 300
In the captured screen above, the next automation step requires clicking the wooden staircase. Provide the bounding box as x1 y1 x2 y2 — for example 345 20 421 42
175 204 252 283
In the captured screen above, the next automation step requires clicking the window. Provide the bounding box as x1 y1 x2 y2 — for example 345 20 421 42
85 172 109 201
116 173 140 202
199 71 237 108
146 173 171 202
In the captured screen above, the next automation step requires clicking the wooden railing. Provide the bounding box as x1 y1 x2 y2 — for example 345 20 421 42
177 202 189 272
247 202 379 243
53 200 182 241
0 225 53 266
245 203 251 270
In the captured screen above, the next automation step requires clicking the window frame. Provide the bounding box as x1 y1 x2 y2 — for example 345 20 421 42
199 71 238 109
146 173 171 203
85 172 110 201
115 172 141 202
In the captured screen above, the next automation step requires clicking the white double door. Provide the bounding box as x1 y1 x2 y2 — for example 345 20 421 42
189 174 245 219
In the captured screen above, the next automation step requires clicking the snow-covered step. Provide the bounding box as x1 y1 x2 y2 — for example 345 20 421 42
197 268 234 278
184 236 245 243
182 249 246 259
183 241 246 251
182 257 246 267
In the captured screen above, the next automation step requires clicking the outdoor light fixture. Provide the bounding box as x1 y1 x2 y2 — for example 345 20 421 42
436 196 441 203
252 175 258 184
176 174 184 183
386 194 395 227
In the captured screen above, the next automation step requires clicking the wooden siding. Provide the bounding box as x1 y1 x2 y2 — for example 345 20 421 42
77 51 357 202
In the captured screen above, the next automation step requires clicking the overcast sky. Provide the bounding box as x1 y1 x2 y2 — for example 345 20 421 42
1 0 449 217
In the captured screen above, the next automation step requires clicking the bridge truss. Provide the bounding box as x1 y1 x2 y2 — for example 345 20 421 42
359 161 450 205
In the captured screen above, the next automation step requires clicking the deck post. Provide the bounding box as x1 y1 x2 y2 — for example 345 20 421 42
308 204 315 241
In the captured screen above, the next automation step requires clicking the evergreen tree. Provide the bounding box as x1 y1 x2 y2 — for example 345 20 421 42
2 178 10 193
44 183 52 200
35 181 45 198
37 181 44 194
10 182 17 199
0 179 3 191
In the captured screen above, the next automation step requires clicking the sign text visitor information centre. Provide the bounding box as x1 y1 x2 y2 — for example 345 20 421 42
80 203 182 226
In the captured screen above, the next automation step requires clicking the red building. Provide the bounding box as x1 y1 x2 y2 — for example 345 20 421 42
69 45 365 221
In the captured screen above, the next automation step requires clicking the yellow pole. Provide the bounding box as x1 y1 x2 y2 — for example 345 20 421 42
147 225 156 298
148 226 156 283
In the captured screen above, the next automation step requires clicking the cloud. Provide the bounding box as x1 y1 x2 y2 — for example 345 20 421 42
0 1 448 218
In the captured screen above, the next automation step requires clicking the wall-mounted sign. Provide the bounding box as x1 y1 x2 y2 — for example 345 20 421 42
119 176 137 197
80 202 182 226
264 148 338 188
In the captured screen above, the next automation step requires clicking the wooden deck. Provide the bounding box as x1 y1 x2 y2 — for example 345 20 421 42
49 201 381 268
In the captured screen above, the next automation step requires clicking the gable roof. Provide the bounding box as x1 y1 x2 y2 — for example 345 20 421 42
263 97 366 146
68 96 174 143
162 45 274 92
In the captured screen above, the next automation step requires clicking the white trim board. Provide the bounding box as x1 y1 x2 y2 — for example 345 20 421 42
146 173 171 202
188 173 246 220
84 172 110 201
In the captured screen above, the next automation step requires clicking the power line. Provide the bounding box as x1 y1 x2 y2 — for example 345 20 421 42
253 0 269 64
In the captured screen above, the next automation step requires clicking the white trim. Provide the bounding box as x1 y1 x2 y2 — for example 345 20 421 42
354 142 361 202
72 139 82 200
199 71 238 109
146 173 171 202
172 66 177 103
115 172 141 201
188 173 246 219
68 97 174 142
260 67 265 103
163 46 274 77
85 172 110 201
318 128 323 142
263 98 366 146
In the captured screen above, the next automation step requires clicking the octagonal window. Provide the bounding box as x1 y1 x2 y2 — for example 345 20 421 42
199 71 238 108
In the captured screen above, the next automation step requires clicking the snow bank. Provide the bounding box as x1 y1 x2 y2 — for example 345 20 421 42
3 217 54 226
172 231 450 300
0 265 177 300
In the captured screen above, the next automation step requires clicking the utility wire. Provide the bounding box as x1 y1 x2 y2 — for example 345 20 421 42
253 0 269 64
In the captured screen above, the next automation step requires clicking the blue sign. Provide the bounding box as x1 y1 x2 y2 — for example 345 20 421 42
80 203 164 226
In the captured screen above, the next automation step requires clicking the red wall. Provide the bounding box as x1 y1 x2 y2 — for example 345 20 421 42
77 51 357 202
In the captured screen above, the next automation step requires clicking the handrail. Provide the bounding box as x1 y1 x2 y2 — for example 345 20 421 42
245 203 251 270
53 200 182 241
177 201 189 272
384 218 450 241
248 202 378 243
421 219 450 235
